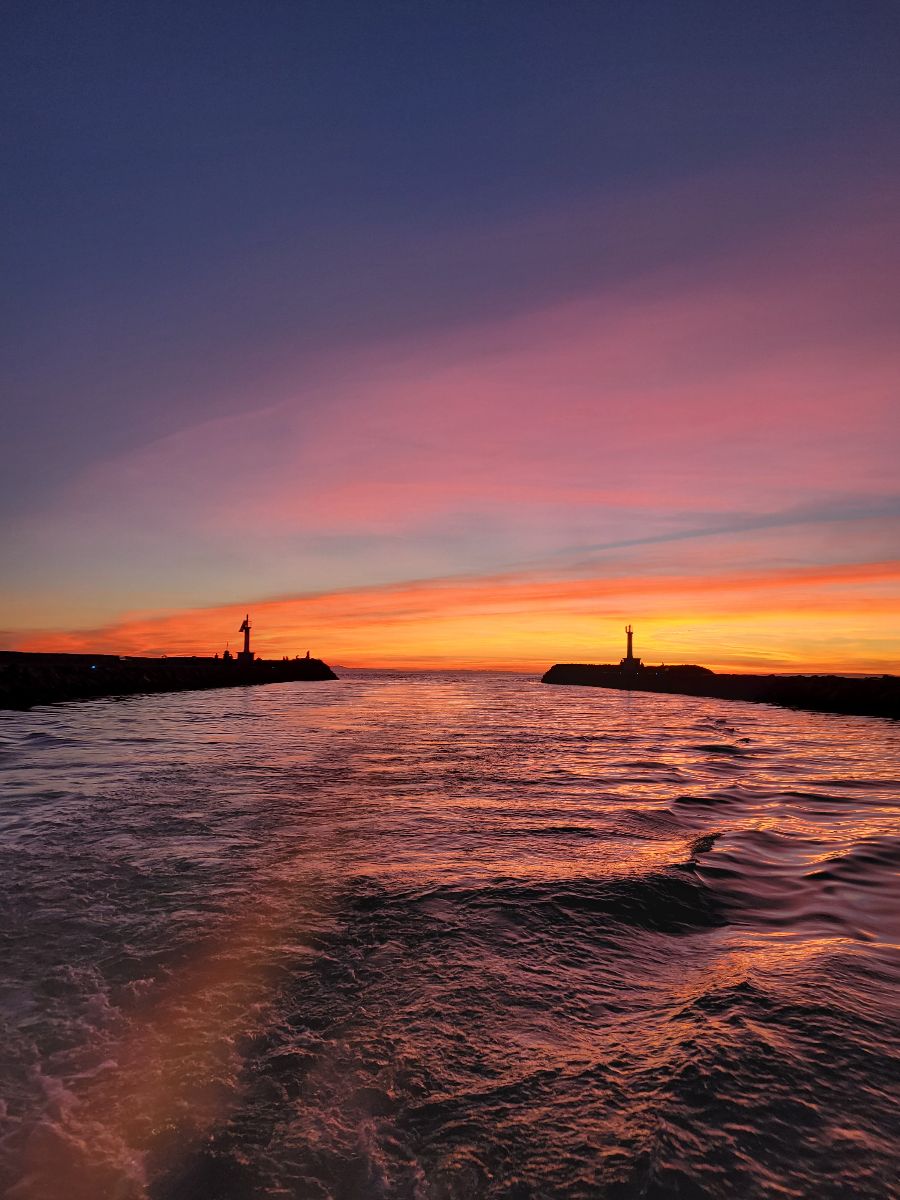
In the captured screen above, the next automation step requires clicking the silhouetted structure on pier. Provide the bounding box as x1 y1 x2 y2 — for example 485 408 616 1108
541 626 900 720
1 615 337 709
237 614 254 663
619 624 643 671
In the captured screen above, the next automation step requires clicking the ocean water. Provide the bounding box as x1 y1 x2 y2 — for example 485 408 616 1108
1 671 898 1199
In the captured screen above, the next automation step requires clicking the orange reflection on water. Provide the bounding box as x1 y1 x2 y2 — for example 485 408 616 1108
8 895 332 1200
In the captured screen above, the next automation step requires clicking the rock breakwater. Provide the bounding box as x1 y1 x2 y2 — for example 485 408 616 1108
0 651 337 710
541 663 900 720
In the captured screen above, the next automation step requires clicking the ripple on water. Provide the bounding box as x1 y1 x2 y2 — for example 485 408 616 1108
1 673 898 1199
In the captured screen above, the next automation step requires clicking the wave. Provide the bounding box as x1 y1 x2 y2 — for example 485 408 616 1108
352 866 726 936
3 671 899 1199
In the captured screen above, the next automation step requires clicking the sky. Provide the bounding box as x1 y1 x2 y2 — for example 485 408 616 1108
3 0 899 670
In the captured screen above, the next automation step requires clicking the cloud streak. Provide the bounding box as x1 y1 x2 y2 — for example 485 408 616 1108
13 558 900 674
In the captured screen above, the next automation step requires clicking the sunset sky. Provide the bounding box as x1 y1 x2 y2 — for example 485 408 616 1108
3 2 899 670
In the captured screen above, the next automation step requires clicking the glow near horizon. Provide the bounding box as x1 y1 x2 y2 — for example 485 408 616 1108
16 556 900 674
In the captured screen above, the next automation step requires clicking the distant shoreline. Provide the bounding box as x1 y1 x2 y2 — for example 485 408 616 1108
0 651 337 711
541 663 900 720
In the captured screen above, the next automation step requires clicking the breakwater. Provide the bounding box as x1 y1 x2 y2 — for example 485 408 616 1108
541 662 900 719
0 651 337 710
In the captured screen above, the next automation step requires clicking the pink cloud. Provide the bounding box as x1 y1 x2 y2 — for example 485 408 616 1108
5 168 897 640
76 223 895 536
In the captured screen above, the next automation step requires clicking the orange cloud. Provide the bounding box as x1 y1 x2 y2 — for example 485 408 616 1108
14 559 900 674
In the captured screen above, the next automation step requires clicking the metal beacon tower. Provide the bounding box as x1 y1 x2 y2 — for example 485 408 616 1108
237 614 254 663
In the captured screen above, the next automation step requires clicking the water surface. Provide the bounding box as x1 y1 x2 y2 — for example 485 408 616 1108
1 672 898 1198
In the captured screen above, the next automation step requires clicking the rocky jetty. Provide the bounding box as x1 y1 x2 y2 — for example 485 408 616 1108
0 651 337 711
541 662 900 720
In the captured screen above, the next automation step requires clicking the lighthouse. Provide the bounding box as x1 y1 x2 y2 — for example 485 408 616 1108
620 624 643 671
237 614 254 663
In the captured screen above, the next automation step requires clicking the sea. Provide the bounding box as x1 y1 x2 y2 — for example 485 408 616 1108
1 671 898 1199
